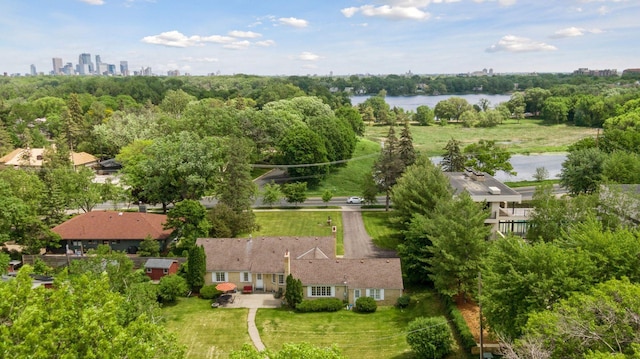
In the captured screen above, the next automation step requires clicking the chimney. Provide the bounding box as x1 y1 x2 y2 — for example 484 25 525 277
284 250 290 278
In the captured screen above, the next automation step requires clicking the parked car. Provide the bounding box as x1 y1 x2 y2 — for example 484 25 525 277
346 196 363 204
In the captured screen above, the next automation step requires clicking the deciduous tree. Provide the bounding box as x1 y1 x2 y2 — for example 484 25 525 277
464 139 515 176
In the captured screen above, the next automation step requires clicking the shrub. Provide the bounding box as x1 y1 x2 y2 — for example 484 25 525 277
199 285 222 300
397 294 411 309
441 295 477 351
296 298 344 312
355 296 377 313
406 316 453 359
157 274 188 303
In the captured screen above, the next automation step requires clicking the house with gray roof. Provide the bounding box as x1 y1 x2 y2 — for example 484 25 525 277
196 237 404 306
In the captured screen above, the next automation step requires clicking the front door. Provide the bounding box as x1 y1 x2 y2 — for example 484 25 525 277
256 273 263 290
354 289 361 302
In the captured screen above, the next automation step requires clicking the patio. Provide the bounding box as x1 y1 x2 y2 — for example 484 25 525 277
212 292 282 309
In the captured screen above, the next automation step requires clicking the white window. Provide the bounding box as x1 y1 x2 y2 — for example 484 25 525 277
242 272 252 282
354 289 361 300
72 241 82 246
309 286 333 297
366 288 384 301
146 267 152 273
278 274 285 285
213 272 227 282
163 268 168 274
272 274 275 283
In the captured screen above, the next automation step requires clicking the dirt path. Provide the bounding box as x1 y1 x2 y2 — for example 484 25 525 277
342 208 397 259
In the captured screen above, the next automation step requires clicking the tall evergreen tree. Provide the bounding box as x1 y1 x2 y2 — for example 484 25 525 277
440 138 465 172
62 93 85 153
373 125 404 211
398 120 416 168
218 137 257 212
187 245 206 292
285 274 303 309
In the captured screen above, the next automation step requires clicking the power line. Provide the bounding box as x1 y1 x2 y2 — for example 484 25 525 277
250 153 378 169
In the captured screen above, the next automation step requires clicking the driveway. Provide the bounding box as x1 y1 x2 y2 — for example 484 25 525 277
342 208 397 259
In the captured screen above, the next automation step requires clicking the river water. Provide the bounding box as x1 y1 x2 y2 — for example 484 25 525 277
351 94 512 111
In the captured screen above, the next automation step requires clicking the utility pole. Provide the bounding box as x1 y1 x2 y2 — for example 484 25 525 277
478 271 484 359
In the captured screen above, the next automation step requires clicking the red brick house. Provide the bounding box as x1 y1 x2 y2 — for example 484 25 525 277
144 258 180 281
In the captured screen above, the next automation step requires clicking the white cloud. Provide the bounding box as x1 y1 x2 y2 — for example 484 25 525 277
228 30 262 38
552 26 603 38
141 31 202 47
472 0 516 5
298 51 320 61
278 17 309 28
181 57 218 62
255 40 276 47
200 35 236 44
78 0 104 4
341 4 430 20
598 6 610 14
223 40 251 50
486 35 557 53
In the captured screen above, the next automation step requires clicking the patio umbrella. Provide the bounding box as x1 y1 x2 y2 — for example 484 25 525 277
215 282 237 292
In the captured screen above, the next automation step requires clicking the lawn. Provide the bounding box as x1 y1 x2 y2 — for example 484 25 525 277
256 288 469 359
361 211 402 250
252 211 344 255
307 139 380 196
163 297 250 359
365 120 598 156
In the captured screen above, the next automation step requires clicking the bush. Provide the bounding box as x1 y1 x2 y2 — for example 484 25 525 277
296 298 344 312
157 274 188 303
396 294 411 308
441 295 477 351
406 316 453 359
355 296 377 313
199 285 222 300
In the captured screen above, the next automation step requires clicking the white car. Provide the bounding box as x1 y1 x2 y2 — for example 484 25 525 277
346 196 363 204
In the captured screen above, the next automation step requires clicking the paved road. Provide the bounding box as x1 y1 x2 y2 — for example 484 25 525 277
342 208 397 259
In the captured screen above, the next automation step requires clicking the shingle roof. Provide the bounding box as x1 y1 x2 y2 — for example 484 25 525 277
144 258 178 269
291 258 404 289
196 237 336 274
52 212 172 240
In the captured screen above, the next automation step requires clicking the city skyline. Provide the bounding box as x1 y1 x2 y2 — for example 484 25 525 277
2 0 639 76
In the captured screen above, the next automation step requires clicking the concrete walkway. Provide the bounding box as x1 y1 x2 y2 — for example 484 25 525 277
247 308 265 351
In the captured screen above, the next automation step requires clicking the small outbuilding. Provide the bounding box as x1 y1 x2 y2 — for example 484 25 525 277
144 258 179 281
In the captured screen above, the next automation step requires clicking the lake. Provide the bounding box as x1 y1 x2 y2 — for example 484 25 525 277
432 153 567 182
351 94 512 111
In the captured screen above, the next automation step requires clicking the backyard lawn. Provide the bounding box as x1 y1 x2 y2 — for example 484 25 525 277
361 211 402 250
163 297 250 359
251 211 344 255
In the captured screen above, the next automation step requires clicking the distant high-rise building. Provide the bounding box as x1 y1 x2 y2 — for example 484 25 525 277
95 55 102 74
107 64 116 75
120 61 129 76
78 53 93 75
52 57 63 75
167 69 180 76
30 64 37 76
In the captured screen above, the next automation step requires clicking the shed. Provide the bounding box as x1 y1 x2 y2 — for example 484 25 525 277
144 258 179 281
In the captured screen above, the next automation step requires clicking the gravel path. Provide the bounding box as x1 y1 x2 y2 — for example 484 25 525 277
342 208 397 259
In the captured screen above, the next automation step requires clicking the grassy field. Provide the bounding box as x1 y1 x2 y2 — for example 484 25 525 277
361 211 402 250
256 288 468 359
163 297 250 359
365 120 598 156
251 211 344 255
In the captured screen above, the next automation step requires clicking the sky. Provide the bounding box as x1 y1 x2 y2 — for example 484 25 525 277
2 0 639 76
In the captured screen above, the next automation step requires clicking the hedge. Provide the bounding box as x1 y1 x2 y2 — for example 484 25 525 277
355 296 377 313
199 285 222 300
296 298 344 312
441 295 477 351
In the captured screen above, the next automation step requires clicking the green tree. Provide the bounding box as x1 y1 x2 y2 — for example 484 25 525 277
426 192 490 299
165 199 211 252
440 138 466 172
285 273 303 308
507 92 525 123
361 171 379 205
158 274 189 303
277 124 328 180
0 252 8 275
560 147 606 195
434 97 472 122
159 89 196 117
397 120 416 168
602 151 640 184
137 235 160 257
414 105 435 126
541 96 569 124
261 181 283 208
0 266 185 358
282 182 308 206
321 189 333 206
359 95 392 124
464 139 515 176
187 245 206 292
524 87 551 115
373 126 404 210
207 202 257 238
62 93 85 152
532 166 549 181
335 105 364 136
406 316 453 359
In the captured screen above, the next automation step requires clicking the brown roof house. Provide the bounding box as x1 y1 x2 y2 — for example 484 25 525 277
0 148 98 170
196 237 404 306
144 258 180 281
51 212 174 254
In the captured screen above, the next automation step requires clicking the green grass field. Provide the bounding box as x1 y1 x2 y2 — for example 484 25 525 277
251 211 344 255
365 120 598 156
256 288 466 359
164 297 250 359
361 211 402 250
